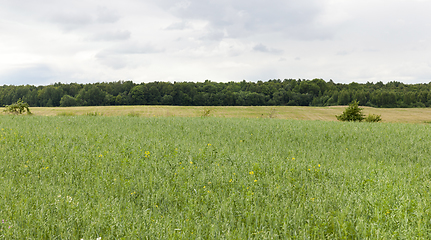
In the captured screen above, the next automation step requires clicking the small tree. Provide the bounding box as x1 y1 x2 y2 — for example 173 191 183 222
3 99 32 115
336 100 364 122
364 113 382 122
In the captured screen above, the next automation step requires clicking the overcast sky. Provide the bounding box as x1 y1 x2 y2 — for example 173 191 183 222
1 0 431 86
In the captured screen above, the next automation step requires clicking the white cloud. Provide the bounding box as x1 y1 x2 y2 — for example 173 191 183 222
1 0 431 85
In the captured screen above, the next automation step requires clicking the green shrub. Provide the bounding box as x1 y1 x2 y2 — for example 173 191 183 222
336 100 364 122
57 112 76 116
201 108 213 117
365 114 382 122
86 112 103 116
3 99 32 115
127 112 140 117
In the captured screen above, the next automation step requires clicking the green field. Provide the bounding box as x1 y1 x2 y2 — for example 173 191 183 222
1 115 431 239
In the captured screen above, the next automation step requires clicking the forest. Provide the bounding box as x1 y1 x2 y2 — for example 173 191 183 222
1 79 431 108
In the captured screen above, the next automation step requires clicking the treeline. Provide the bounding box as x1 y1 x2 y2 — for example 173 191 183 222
1 79 431 108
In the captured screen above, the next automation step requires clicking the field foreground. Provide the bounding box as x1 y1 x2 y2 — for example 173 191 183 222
25 105 431 123
1 116 431 238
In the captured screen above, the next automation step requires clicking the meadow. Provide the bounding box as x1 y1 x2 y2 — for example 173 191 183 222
28 105 431 124
1 114 431 239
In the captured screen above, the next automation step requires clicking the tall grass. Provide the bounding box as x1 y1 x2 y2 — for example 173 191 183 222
0 115 431 239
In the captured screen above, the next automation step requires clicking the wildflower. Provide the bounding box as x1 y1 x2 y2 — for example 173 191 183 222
254 180 257 182
292 158 295 160
145 151 150 155
99 154 103 157
318 164 321 167
229 179 233 182
190 161 193 164
203 186 205 188
207 143 211 146
249 171 254 175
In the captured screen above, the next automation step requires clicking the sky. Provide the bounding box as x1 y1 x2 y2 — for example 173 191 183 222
1 0 431 86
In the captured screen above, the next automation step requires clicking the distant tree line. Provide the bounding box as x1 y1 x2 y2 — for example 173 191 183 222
1 79 431 108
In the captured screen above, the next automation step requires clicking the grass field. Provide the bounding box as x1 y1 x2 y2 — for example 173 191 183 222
22 105 431 124
1 115 431 239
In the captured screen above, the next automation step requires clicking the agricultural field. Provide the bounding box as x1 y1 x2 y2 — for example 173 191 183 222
1 114 431 239
27 105 431 124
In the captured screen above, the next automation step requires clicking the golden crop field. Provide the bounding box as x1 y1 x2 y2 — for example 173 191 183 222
22 105 431 123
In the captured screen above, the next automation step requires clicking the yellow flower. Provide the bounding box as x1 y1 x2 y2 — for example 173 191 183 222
145 151 150 155
292 158 295 160
190 161 193 164
318 164 321 167
203 186 206 188
249 171 254 175
207 143 211 146
254 180 257 182
229 179 233 182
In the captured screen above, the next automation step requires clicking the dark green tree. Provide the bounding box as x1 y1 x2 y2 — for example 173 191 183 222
336 100 365 122
60 95 78 107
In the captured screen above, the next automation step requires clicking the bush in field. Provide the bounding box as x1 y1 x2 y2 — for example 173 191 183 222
3 99 32 115
365 113 382 122
336 100 364 122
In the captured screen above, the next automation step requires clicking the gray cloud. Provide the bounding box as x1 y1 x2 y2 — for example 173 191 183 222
0 64 55 86
95 43 164 69
165 21 192 30
253 43 283 54
96 7 121 24
50 6 121 31
51 13 93 30
154 0 329 40
90 30 131 41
